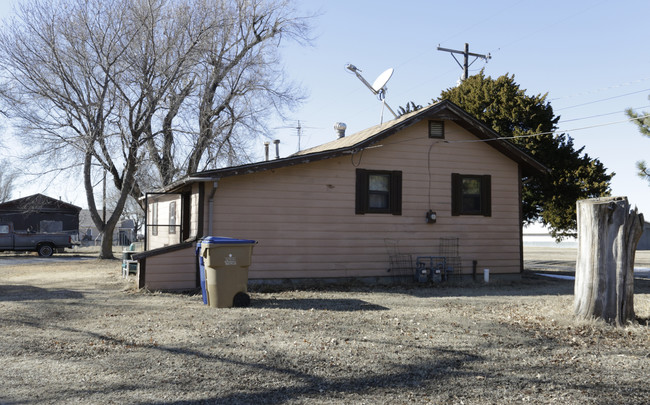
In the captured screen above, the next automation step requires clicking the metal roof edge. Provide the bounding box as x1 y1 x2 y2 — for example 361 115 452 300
132 239 197 260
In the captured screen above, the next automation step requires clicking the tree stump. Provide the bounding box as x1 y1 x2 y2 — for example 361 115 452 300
574 197 644 326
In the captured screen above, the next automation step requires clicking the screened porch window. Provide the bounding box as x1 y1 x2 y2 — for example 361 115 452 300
169 201 176 234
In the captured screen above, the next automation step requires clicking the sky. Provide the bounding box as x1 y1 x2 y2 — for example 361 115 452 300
1 0 650 224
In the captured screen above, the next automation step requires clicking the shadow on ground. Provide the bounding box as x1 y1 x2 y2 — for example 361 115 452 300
251 298 389 311
0 284 84 301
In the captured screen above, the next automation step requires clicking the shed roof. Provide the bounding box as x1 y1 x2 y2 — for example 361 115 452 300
162 100 547 191
0 193 82 213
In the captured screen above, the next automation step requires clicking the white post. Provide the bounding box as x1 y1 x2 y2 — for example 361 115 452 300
483 268 489 283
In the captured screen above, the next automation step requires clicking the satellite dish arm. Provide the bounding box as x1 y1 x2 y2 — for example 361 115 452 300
347 64 398 120
354 71 378 95
346 64 378 95
384 101 398 119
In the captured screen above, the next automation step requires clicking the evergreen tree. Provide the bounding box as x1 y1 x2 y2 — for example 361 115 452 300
397 101 422 116
625 101 650 184
438 71 613 240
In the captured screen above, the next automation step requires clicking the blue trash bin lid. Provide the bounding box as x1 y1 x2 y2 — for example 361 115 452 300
201 236 257 245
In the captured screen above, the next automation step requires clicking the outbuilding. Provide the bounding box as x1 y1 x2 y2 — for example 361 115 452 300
0 193 81 235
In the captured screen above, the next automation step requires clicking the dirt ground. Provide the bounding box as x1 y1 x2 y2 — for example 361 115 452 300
1 248 649 404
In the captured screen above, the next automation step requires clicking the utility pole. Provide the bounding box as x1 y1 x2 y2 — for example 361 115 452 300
437 43 491 81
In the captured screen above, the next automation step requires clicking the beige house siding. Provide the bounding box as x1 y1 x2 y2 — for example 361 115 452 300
139 245 196 290
206 120 522 280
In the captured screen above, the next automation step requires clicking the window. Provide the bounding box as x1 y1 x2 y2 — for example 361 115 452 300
429 120 444 138
40 220 62 233
356 169 402 215
151 202 158 236
0 224 8 234
451 173 491 216
169 201 176 234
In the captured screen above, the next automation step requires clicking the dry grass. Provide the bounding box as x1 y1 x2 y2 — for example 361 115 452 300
0 252 649 404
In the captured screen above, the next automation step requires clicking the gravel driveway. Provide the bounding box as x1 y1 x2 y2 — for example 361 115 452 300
1 254 649 404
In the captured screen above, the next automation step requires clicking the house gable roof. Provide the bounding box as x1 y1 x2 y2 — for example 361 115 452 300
0 193 82 213
165 100 547 190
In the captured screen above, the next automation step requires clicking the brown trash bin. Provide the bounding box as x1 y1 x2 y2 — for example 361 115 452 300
200 237 256 308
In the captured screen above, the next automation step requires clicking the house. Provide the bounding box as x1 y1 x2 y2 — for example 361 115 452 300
0 193 81 234
636 222 650 250
133 100 547 290
78 209 137 246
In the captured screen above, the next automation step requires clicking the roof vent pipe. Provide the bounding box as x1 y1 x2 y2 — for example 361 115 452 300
264 141 270 161
273 139 280 159
334 122 347 138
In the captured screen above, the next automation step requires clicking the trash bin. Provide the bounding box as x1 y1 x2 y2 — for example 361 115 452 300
196 240 207 305
200 236 257 308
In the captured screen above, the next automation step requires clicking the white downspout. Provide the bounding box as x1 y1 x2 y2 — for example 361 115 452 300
207 180 218 236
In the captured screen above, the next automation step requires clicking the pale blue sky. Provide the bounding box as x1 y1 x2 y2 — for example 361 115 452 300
2 0 649 219
274 0 650 219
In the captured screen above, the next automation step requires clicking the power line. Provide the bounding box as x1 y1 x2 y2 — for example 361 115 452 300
550 77 650 101
386 104 650 149
555 88 650 111
560 105 650 123
394 1 522 71
440 113 650 144
438 0 526 46
488 0 606 56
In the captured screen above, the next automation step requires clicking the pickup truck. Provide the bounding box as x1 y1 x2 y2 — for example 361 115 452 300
0 223 73 257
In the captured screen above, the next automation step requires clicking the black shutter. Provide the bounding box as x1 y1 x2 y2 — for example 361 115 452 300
390 171 402 215
355 169 368 214
481 175 492 217
451 173 461 216
481 174 492 217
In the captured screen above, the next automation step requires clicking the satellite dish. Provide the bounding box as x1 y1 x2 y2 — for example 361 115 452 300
346 63 398 122
371 68 394 93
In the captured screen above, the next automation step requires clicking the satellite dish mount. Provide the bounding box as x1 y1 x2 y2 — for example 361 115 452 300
346 64 398 123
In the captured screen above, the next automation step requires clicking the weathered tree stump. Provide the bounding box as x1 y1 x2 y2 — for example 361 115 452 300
574 197 644 326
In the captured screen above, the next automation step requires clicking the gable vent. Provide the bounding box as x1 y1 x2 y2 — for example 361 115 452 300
429 120 444 139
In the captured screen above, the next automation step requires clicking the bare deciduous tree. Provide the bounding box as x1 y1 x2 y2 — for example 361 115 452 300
145 0 312 183
0 0 312 258
0 159 17 202
0 0 137 258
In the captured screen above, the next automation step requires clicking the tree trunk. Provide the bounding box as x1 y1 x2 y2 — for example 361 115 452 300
574 197 644 326
99 227 115 259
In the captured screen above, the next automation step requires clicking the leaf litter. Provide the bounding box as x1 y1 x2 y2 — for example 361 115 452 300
0 258 648 404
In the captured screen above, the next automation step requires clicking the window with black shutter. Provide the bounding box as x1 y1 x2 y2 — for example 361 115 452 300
451 173 491 216
356 169 402 215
